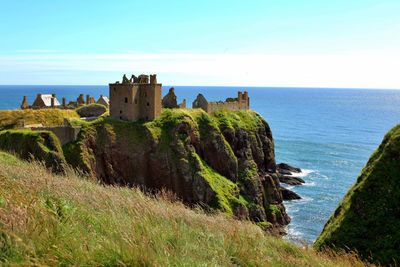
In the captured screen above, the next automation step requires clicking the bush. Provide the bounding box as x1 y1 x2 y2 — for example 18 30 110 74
76 104 107 118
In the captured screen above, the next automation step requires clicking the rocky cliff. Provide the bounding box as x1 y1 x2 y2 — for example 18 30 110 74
64 109 290 230
315 124 400 265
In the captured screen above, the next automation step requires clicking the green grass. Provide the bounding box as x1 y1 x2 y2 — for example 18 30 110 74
213 109 264 131
0 109 79 130
315 124 400 266
0 151 368 266
190 152 246 214
61 108 284 225
75 103 108 117
0 129 66 172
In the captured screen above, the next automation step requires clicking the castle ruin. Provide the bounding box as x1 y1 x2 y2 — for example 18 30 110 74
162 87 186 109
192 91 249 113
109 74 161 121
20 93 108 110
19 74 250 122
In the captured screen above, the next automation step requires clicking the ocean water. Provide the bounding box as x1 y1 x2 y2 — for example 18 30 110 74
1 85 400 243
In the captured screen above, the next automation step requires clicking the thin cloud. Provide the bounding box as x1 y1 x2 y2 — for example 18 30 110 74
0 51 399 88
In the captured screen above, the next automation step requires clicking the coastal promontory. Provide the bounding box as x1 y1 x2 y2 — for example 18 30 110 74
0 108 291 230
315 124 400 265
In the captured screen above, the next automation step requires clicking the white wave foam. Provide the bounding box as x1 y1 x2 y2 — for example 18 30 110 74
289 169 315 178
304 181 316 187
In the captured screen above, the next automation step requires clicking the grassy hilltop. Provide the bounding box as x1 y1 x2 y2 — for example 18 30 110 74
0 151 367 266
315 124 400 265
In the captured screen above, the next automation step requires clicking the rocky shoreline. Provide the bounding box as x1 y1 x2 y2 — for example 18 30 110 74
276 162 304 200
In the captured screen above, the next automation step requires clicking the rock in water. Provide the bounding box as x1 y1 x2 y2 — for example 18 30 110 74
280 187 301 200
277 163 301 174
278 175 305 185
315 124 400 265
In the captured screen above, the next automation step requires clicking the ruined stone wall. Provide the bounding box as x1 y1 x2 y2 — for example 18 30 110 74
30 126 81 145
193 91 249 113
207 101 240 113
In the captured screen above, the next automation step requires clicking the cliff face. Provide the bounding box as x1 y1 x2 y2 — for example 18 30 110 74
64 109 290 228
315 125 400 265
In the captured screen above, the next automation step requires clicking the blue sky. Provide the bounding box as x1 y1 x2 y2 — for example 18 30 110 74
0 0 399 87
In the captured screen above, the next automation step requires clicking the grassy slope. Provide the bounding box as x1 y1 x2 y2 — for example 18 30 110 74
0 129 66 172
0 109 79 130
315 125 400 265
0 151 368 266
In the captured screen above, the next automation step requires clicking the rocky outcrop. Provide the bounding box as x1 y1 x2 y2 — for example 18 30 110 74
277 163 301 175
279 175 305 185
280 187 301 200
315 124 400 266
64 109 290 230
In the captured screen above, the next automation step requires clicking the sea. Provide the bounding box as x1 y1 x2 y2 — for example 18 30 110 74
1 85 400 243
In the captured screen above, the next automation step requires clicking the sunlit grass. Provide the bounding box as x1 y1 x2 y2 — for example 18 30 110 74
0 151 370 266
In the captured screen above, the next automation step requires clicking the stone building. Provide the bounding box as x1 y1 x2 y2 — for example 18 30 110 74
76 94 86 106
109 74 161 121
192 91 249 113
31 94 61 109
162 87 186 109
97 95 110 107
20 92 107 110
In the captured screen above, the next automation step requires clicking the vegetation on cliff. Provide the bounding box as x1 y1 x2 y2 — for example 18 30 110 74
0 109 79 130
0 129 66 172
0 152 366 266
315 124 400 265
62 109 288 228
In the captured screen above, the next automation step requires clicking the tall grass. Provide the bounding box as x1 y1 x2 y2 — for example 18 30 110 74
0 151 370 266
0 109 79 130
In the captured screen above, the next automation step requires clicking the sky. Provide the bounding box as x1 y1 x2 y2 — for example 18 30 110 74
0 0 399 88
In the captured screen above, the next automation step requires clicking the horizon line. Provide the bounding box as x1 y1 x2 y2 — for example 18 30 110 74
0 84 399 91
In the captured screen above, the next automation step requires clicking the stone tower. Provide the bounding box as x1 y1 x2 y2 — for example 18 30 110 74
20 96 29 109
109 74 162 121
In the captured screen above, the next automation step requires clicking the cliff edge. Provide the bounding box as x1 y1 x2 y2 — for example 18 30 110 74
64 109 290 229
315 124 400 265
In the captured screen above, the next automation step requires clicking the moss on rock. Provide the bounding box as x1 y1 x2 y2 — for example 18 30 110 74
0 129 66 172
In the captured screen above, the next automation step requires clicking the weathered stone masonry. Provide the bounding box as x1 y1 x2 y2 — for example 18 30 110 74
109 74 161 121
192 91 249 113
